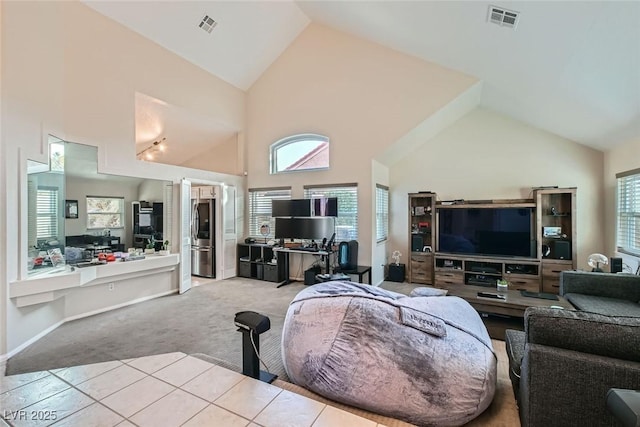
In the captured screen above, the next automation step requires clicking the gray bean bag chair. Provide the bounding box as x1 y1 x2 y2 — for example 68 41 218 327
281 282 496 427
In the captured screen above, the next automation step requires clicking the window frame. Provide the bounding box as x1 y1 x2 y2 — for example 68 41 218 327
304 183 358 242
376 184 389 243
86 196 125 230
270 133 330 174
248 187 292 238
616 168 640 256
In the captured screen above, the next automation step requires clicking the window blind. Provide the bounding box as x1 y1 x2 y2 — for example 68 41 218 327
36 187 59 239
617 170 640 255
304 184 358 241
248 187 291 237
376 184 389 242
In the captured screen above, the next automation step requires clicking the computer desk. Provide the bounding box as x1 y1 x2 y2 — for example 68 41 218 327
274 247 333 288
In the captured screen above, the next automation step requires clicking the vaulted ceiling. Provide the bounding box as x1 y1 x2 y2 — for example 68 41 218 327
84 1 640 152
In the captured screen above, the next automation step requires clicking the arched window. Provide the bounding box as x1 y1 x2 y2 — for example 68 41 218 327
270 134 329 174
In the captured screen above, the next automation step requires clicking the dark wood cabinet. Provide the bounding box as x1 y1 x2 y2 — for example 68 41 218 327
408 192 436 284
536 188 577 294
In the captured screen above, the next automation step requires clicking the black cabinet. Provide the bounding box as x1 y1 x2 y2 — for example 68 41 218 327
133 201 163 249
237 244 285 283
388 263 406 282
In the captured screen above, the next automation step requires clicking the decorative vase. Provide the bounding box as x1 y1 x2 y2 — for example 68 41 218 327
144 248 155 255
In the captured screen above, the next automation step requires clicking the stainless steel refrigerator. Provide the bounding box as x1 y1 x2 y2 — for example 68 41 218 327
191 198 216 278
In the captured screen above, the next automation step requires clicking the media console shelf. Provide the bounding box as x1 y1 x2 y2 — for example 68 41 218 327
434 254 541 292
407 188 577 294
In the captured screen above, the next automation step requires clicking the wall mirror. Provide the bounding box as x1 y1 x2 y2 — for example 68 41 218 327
26 137 172 277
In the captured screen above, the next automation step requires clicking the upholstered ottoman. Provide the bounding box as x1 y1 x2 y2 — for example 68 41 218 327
281 282 496 427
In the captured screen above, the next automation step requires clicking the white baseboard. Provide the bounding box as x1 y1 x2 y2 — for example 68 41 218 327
63 289 177 323
2 319 66 361
0 289 178 363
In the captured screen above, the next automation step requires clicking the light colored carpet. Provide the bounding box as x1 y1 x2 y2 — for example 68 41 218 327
6 277 307 380
5 278 520 426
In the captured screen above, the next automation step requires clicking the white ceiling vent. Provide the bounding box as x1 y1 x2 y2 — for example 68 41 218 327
198 14 217 34
488 5 519 29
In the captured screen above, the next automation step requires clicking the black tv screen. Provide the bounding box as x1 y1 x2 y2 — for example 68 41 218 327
272 198 337 217
438 207 534 257
272 199 311 217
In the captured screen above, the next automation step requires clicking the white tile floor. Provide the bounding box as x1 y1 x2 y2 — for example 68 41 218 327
1 352 386 427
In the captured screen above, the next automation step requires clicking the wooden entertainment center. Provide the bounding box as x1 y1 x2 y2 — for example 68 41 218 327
408 188 576 294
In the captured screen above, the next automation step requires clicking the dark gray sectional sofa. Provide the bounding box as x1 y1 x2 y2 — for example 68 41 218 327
560 270 640 316
506 270 640 426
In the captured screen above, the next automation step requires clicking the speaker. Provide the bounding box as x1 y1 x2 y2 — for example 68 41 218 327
411 234 424 252
553 240 571 260
610 257 623 273
347 240 358 269
338 242 349 268
338 240 359 270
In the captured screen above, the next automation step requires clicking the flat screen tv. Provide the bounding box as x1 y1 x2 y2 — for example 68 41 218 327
272 198 338 217
438 207 535 258
275 217 335 241
272 199 311 217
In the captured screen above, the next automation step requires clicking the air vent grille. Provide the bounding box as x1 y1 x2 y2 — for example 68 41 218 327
199 14 217 34
488 5 519 29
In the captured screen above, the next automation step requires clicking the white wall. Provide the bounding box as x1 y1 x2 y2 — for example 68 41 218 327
1 1 246 357
390 107 604 270
138 180 165 203
604 137 640 271
64 272 175 319
181 134 242 176
0 0 5 364
247 23 477 267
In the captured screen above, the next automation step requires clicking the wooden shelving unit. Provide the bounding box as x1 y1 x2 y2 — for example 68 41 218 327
408 192 436 285
535 188 577 293
407 188 578 294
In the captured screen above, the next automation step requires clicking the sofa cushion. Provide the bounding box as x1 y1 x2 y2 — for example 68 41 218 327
560 271 640 302
564 293 640 317
525 307 640 363
409 286 448 297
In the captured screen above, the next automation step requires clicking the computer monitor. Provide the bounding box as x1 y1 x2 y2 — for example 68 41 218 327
275 217 335 240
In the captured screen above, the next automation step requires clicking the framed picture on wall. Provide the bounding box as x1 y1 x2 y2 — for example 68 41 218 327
65 200 78 219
